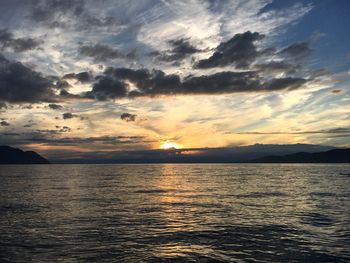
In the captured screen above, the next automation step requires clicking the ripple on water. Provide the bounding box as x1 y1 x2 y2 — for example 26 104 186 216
0 164 349 262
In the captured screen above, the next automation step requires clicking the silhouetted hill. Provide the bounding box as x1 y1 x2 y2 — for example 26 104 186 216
0 146 50 164
51 143 339 164
250 149 350 163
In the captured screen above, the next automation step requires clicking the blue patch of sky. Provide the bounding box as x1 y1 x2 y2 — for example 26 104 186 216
262 0 350 73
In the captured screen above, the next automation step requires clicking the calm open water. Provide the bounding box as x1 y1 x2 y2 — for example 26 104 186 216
0 164 349 262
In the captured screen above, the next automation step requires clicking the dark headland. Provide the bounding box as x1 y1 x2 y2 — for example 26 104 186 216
250 149 350 163
0 146 50 164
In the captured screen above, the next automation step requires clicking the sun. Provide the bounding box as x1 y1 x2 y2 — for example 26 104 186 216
160 141 182 149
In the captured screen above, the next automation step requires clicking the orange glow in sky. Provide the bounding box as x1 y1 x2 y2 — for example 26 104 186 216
160 142 182 149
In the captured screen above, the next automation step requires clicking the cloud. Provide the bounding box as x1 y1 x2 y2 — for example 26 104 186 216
84 76 127 100
182 71 260 94
54 79 71 90
0 28 42 52
0 101 7 109
58 126 71 133
62 112 87 121
0 27 314 106
62 112 77 119
157 38 199 62
254 61 299 75
48 103 63 110
194 31 264 69
109 68 181 96
84 67 309 100
78 44 125 62
183 73 308 94
121 113 137 122
29 0 116 30
85 68 180 99
63 71 92 82
279 41 312 60
0 54 57 103
23 120 36 128
263 77 308 91
331 89 342 94
0 120 10 126
30 0 84 25
236 127 350 135
0 131 149 146
59 89 83 100
29 135 150 146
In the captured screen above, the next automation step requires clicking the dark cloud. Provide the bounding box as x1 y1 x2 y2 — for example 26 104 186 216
61 112 87 121
0 101 7 109
0 29 316 107
20 104 34 109
30 0 84 24
24 123 35 128
85 67 308 100
106 68 150 83
331 89 342 94
59 89 83 100
23 120 36 128
62 112 77 119
24 126 71 134
121 113 137 122
254 61 299 75
79 44 124 62
48 103 63 110
84 76 127 100
104 68 181 97
63 71 92 82
0 120 10 126
30 0 116 30
183 73 306 94
0 131 149 146
59 126 71 132
30 135 148 146
195 31 264 69
182 71 260 94
0 54 57 103
279 41 312 59
55 79 71 90
0 29 42 52
34 129 63 135
157 38 199 62
263 77 308 91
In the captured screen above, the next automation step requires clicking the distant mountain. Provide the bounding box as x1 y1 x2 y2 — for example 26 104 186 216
51 143 339 164
0 146 50 164
250 149 350 163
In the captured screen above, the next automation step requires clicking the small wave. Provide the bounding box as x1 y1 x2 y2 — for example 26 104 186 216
134 189 169 194
233 192 288 198
310 192 336 197
300 212 334 227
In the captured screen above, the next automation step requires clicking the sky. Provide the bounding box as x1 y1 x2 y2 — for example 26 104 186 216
0 0 349 160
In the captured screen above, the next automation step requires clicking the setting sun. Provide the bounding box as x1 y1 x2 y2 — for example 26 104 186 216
160 142 182 149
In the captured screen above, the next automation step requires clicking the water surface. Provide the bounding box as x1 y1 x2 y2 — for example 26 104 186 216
1 164 349 262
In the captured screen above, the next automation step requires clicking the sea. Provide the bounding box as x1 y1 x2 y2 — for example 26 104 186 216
0 164 349 262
